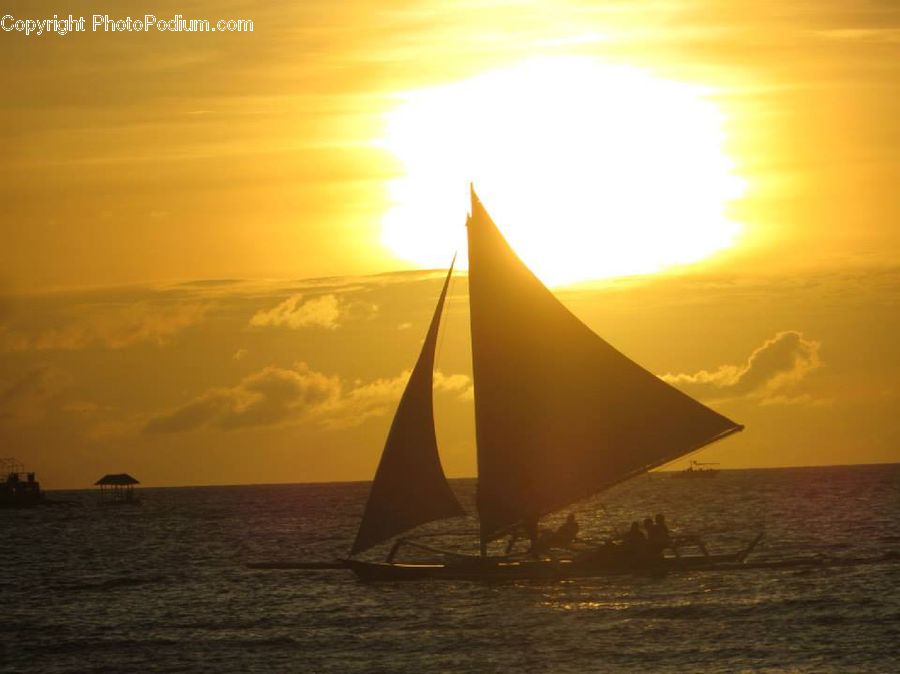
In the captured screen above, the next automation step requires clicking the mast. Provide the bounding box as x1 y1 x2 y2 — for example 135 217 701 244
350 259 465 556
466 187 743 548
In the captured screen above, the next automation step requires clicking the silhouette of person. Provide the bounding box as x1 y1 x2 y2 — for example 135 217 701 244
523 515 540 550
645 515 668 557
622 521 646 555
654 513 670 544
553 514 579 548
521 515 554 556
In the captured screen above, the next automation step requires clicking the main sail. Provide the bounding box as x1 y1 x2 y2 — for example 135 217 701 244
351 261 465 555
467 188 743 546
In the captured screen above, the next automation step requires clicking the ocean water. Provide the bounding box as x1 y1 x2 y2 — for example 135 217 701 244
2 464 898 673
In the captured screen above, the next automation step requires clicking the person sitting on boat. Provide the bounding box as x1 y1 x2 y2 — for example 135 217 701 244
520 515 553 556
551 514 579 549
644 515 669 558
654 513 670 544
621 521 646 555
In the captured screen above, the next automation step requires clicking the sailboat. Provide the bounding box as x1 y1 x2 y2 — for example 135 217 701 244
344 187 753 580
673 460 721 478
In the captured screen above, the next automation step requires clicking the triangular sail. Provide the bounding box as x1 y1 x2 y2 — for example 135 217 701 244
466 189 743 546
351 260 465 555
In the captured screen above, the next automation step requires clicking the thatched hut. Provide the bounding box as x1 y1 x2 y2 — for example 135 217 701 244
95 473 140 505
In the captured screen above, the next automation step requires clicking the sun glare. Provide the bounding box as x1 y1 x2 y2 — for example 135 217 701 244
378 57 746 285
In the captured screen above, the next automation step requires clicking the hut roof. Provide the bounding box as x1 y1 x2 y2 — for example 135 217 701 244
95 473 140 486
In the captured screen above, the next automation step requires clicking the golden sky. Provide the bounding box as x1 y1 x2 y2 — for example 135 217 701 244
1 0 899 487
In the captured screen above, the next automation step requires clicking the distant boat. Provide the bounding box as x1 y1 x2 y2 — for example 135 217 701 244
0 458 45 509
673 460 721 479
95 473 142 506
292 188 753 580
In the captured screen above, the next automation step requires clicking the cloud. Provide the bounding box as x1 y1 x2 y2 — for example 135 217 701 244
250 293 378 330
0 327 29 352
318 372 409 429
0 302 206 352
817 29 900 44
319 369 473 429
145 362 341 433
62 400 106 414
0 366 70 425
662 330 822 404
250 294 343 330
249 293 380 330
434 371 472 394
145 363 471 434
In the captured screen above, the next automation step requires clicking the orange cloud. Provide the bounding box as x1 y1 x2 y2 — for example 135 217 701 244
662 330 822 404
0 303 206 352
145 363 470 433
249 294 343 330
319 369 472 430
249 293 378 330
145 362 341 433
0 366 70 425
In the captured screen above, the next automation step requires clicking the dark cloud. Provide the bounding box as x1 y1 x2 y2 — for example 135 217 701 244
317 369 471 430
145 363 340 433
145 362 471 434
1 302 207 352
662 331 822 404
0 366 69 424
175 279 244 288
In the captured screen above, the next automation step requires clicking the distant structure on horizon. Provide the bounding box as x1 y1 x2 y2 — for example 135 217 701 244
673 460 720 479
95 473 141 506
1 457 45 508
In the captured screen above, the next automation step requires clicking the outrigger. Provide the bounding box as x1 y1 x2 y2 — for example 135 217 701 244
249 532 900 581
340 531 765 581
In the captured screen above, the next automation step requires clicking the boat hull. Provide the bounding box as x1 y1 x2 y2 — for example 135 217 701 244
345 551 748 582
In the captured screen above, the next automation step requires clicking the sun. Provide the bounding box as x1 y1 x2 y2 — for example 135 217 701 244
377 57 747 285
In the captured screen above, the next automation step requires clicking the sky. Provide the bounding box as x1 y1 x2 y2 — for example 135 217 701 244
1 0 899 488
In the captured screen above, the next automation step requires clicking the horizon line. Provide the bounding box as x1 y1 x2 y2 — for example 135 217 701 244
42 460 900 492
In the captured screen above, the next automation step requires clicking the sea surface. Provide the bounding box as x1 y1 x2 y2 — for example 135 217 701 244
2 464 898 673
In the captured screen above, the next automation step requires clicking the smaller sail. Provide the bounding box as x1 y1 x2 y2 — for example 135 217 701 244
350 260 465 555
